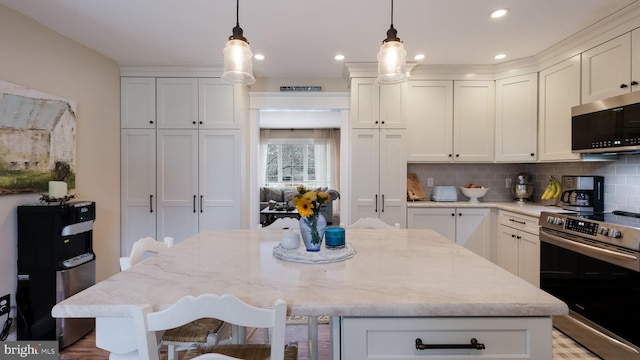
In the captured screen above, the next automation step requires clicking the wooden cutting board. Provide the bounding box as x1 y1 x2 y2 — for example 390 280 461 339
407 173 427 200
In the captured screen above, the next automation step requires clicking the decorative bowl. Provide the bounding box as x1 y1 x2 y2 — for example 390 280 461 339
460 187 489 204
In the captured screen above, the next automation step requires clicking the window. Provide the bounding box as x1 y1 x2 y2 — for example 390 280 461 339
265 140 316 185
260 129 339 189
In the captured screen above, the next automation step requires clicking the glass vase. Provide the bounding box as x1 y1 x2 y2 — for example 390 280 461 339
299 213 327 252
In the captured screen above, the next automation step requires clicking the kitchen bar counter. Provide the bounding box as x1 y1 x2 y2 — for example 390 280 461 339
53 229 567 359
408 200 567 217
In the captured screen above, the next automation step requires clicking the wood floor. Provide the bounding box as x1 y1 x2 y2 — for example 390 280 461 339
60 323 330 360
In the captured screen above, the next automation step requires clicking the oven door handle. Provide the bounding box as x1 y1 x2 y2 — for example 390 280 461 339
541 230 638 262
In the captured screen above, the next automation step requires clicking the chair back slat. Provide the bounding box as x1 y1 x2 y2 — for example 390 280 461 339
135 294 288 360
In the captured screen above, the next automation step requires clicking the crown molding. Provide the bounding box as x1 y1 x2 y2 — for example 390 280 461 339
119 65 224 77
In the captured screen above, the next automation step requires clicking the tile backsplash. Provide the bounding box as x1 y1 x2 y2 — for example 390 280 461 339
407 154 640 212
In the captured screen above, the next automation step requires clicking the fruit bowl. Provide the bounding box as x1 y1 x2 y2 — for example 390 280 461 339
460 187 489 204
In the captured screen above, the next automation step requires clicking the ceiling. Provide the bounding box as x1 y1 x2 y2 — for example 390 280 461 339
1 0 637 80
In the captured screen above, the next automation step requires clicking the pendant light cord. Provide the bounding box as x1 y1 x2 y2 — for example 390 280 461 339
236 0 240 27
390 0 394 27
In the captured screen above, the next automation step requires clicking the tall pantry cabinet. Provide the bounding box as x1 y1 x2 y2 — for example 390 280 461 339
349 78 407 227
121 76 241 255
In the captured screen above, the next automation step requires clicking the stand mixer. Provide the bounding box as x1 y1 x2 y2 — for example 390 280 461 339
512 172 533 202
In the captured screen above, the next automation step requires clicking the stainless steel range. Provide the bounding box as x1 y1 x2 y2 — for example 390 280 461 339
539 210 640 359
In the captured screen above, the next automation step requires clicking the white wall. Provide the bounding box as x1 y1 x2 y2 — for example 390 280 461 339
0 5 121 317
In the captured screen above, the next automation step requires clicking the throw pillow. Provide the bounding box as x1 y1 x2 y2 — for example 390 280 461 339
283 188 298 203
263 187 284 202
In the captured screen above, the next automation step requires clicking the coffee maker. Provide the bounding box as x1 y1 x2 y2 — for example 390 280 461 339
560 175 604 213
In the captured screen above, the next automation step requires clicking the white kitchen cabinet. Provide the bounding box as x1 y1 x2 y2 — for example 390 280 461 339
406 80 494 162
581 31 640 103
453 81 495 162
156 129 240 243
156 78 199 129
198 78 237 129
350 78 406 129
495 73 538 162
406 80 453 162
120 129 157 256
351 128 406 227
121 77 156 129
538 55 582 161
407 207 491 259
342 316 552 360
496 210 540 287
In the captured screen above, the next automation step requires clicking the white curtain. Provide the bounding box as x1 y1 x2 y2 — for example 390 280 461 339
259 129 270 186
313 129 340 192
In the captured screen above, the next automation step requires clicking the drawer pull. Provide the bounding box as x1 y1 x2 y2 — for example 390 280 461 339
509 218 526 225
415 338 485 350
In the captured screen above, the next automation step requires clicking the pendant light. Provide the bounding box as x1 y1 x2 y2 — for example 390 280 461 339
376 0 407 84
222 0 255 85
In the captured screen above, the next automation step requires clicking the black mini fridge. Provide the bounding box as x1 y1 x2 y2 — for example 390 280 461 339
16 201 96 348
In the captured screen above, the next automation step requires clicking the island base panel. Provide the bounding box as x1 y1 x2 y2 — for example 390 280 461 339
341 316 552 359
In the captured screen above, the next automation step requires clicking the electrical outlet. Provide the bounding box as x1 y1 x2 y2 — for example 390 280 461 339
505 178 512 189
0 294 9 316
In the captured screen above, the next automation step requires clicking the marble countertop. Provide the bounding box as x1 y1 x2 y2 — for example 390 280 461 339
408 200 567 217
52 229 567 319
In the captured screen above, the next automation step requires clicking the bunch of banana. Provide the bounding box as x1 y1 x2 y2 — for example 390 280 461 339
541 179 562 200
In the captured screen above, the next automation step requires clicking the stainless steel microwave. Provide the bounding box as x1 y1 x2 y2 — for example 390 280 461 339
572 92 640 154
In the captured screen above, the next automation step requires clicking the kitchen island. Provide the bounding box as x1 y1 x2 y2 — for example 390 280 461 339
52 229 567 359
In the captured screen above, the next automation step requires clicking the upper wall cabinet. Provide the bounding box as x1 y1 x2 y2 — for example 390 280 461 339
406 80 453 162
121 77 156 129
453 81 495 162
406 80 494 162
156 78 199 129
538 55 582 161
156 78 237 129
495 73 538 162
198 78 237 129
350 78 406 129
581 30 640 103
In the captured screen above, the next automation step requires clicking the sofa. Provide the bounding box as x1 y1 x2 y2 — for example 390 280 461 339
259 186 340 224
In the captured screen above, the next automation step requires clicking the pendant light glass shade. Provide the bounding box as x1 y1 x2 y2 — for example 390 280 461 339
377 40 407 84
376 0 407 85
222 38 255 85
221 0 255 85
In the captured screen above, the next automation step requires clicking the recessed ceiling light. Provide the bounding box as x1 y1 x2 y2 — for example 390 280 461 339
494 53 506 60
414 54 425 61
334 54 345 61
490 8 508 18
254 54 265 60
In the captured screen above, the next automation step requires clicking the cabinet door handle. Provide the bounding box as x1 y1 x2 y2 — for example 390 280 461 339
192 121 197 125
530 153 535 157
149 195 154 213
375 194 378 212
458 213 462 216
448 154 452 157
517 235 522 239
193 195 197 213
149 120 154 124
375 120 379 124
451 213 455 216
620 83 629 89
512 234 516 238
200 195 203 213
416 338 485 350
381 194 385 212
455 154 460 157
632 80 639 86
